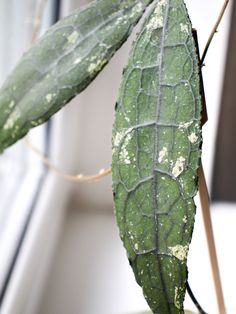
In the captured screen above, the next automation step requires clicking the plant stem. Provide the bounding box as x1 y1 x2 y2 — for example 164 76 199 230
201 0 229 65
25 137 112 182
186 282 208 314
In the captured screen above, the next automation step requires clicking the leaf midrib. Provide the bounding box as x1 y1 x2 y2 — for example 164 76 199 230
152 1 174 313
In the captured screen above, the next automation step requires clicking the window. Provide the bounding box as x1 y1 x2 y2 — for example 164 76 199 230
0 0 59 307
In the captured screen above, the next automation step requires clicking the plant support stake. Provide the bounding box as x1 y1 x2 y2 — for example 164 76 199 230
198 164 226 314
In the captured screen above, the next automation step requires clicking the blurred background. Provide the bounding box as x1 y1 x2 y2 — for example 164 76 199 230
0 0 235 313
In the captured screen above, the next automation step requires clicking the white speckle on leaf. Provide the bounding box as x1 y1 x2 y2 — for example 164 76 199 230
158 146 168 163
90 55 97 61
113 128 130 148
74 57 81 65
172 156 186 177
174 286 184 309
88 62 98 74
135 2 143 13
46 94 52 102
188 132 198 143
46 93 56 103
113 128 134 165
9 100 15 109
119 130 134 165
31 119 43 127
99 42 108 49
146 15 163 31
87 59 106 75
125 115 130 123
146 0 165 31
183 215 187 223
114 16 124 27
130 2 143 18
3 109 20 130
169 245 188 261
67 31 79 44
178 121 193 129
134 243 139 250
195 122 200 129
180 23 189 34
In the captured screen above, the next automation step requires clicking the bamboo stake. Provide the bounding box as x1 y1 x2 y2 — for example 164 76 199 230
198 163 226 314
193 2 230 308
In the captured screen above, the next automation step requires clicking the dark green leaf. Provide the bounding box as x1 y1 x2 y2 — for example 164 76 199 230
112 0 202 313
0 0 154 152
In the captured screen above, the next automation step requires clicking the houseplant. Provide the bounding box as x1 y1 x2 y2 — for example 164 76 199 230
0 0 229 313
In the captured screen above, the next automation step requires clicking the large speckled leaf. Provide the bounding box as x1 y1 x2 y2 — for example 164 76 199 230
0 0 154 152
112 0 202 313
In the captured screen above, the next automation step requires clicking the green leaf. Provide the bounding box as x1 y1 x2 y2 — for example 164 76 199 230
112 0 202 313
0 0 154 152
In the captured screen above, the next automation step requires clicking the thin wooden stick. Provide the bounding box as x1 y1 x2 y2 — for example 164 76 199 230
198 163 226 314
201 0 229 65
25 137 112 182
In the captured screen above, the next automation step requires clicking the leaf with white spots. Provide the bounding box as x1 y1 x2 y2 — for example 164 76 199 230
0 0 154 152
112 0 202 313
